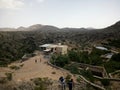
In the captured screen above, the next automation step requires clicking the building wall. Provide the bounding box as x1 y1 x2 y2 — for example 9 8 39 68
56 46 68 55
61 46 68 54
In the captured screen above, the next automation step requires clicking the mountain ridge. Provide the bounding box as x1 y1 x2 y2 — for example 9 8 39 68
1 20 120 31
0 20 120 45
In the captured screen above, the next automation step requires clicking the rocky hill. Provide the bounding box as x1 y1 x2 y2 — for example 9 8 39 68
0 21 120 66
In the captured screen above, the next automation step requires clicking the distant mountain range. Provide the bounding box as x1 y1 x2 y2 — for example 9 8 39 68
0 21 120 45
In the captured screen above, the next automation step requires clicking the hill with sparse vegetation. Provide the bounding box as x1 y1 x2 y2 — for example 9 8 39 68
0 21 120 66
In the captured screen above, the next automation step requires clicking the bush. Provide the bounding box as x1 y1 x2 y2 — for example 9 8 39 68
79 51 89 63
76 76 81 83
104 61 120 73
80 70 94 82
65 74 72 83
0 77 7 84
51 55 69 67
0 33 37 67
101 79 110 86
89 54 103 65
0 59 9 67
32 77 53 90
91 48 110 56
20 64 24 67
108 39 120 48
104 53 120 73
51 71 56 74
68 50 80 62
9 65 20 70
64 64 79 74
111 53 120 62
5 73 12 81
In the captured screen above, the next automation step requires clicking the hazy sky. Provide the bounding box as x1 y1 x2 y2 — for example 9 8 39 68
0 0 120 28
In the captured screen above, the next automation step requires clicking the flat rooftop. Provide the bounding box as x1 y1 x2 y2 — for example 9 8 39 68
40 44 67 48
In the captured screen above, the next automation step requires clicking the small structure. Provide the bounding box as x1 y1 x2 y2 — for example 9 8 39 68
22 54 28 61
39 43 68 55
101 53 114 60
105 53 113 59
95 46 108 51
21 53 35 61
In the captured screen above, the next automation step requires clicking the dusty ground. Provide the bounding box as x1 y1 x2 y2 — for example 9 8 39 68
0 52 74 82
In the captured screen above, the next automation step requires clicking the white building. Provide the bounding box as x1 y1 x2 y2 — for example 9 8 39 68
39 43 68 55
95 46 108 51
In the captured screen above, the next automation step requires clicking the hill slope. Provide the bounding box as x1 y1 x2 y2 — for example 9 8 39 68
0 21 120 65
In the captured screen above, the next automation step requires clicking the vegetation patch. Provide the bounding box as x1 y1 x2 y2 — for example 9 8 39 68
5 72 12 81
104 53 120 73
9 65 20 70
80 69 95 82
65 74 72 83
100 79 110 86
32 77 53 90
0 32 37 67
0 77 7 84
64 64 80 74
51 54 70 67
20 64 24 67
51 71 56 74
107 39 120 48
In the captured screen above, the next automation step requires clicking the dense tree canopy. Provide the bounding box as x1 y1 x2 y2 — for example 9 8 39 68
0 32 37 66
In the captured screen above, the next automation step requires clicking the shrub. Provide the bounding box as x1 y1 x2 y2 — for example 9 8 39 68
0 59 9 67
51 71 56 74
76 76 81 83
68 50 80 62
65 74 72 83
0 77 7 84
104 53 120 73
80 70 94 82
32 77 53 90
5 73 12 81
111 53 120 62
20 64 24 67
101 79 110 86
9 65 20 70
51 55 69 67
64 64 79 74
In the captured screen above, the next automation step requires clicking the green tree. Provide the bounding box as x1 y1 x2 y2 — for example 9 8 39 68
64 64 79 74
68 50 80 62
80 70 94 82
111 53 120 62
101 79 110 86
104 53 120 73
79 51 89 63
89 54 103 65
53 55 69 67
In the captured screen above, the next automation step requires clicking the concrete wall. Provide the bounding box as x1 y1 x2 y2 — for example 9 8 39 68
78 63 108 78
56 46 68 55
